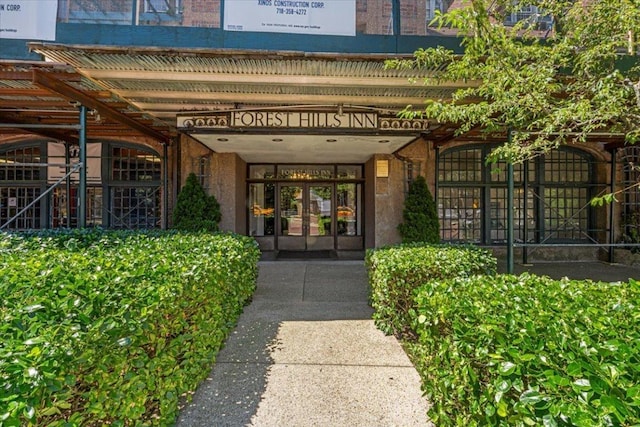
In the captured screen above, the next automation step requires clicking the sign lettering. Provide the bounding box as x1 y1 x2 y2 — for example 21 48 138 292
224 0 355 37
230 111 377 129
177 110 432 132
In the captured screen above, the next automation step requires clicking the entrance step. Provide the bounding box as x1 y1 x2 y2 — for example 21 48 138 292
276 250 335 260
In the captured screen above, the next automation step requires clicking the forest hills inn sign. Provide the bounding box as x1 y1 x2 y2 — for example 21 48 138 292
177 111 432 132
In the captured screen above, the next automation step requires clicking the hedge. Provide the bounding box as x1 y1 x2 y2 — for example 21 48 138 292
365 243 497 337
412 273 640 426
0 229 260 426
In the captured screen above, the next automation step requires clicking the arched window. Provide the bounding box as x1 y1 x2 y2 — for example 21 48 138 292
438 145 595 244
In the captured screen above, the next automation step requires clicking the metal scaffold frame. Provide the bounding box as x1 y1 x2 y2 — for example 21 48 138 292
505 145 636 273
0 106 88 230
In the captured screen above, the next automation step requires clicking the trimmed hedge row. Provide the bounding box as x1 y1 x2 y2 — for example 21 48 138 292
0 229 260 426
413 274 640 426
366 244 640 426
365 244 497 337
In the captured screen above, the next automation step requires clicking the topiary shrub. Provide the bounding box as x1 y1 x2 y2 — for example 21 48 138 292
172 172 221 231
397 175 440 243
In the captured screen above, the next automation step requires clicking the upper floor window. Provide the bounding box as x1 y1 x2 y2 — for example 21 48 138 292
144 0 181 13
426 0 453 22
505 4 553 31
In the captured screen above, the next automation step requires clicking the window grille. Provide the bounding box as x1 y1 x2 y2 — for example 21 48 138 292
108 144 162 229
0 145 44 230
619 147 640 245
193 155 211 191
0 187 42 230
0 146 42 181
438 145 595 244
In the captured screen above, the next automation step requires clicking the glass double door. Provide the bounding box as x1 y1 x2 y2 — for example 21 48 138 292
278 183 333 251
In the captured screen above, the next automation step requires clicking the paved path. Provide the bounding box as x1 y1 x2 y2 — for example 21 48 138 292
499 260 640 282
176 261 430 427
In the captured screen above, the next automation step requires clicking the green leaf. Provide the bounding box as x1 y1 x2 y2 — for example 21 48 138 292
497 400 508 417
499 361 517 376
520 390 544 405
542 414 558 427
40 406 62 416
573 378 591 390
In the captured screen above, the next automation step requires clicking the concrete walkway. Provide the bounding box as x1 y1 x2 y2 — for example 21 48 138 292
176 261 430 427
498 260 640 282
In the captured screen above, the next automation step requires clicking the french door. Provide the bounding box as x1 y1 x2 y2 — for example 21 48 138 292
278 183 333 251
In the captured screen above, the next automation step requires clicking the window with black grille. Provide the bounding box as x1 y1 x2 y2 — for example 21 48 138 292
438 145 595 244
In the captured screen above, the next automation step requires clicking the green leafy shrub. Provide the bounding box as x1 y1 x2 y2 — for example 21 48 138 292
0 229 259 426
173 172 221 231
365 244 497 337
412 274 640 426
398 175 440 244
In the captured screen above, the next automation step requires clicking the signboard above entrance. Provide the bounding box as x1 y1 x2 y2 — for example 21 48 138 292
223 0 356 37
177 110 431 133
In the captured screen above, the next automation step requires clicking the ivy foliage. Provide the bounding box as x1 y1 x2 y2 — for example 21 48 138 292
398 175 440 244
0 229 260 426
387 0 640 163
172 172 221 231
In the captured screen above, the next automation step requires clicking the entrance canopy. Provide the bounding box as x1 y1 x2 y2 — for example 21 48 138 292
177 109 434 163
15 43 474 161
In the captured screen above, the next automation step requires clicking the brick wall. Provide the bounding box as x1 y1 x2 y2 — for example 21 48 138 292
182 0 221 27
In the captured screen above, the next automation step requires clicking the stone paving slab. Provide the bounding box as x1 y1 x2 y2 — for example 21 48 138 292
269 320 414 367
176 261 431 427
246 364 428 427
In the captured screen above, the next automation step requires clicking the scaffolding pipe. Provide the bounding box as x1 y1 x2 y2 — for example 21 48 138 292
65 143 72 228
522 159 529 264
609 148 617 263
507 162 515 273
78 105 87 228
507 130 514 274
0 123 81 129
0 163 82 230
514 243 640 248
163 143 169 230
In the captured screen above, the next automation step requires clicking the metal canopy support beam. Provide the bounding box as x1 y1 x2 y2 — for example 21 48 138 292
84 70 477 89
163 143 170 229
609 148 617 263
507 162 515 274
0 123 81 129
507 129 514 274
79 105 87 228
32 70 170 144
522 160 529 265
0 115 80 143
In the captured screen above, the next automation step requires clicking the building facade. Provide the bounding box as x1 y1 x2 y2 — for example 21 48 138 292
0 0 634 260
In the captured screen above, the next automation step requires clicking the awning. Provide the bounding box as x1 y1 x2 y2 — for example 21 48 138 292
4 44 482 160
